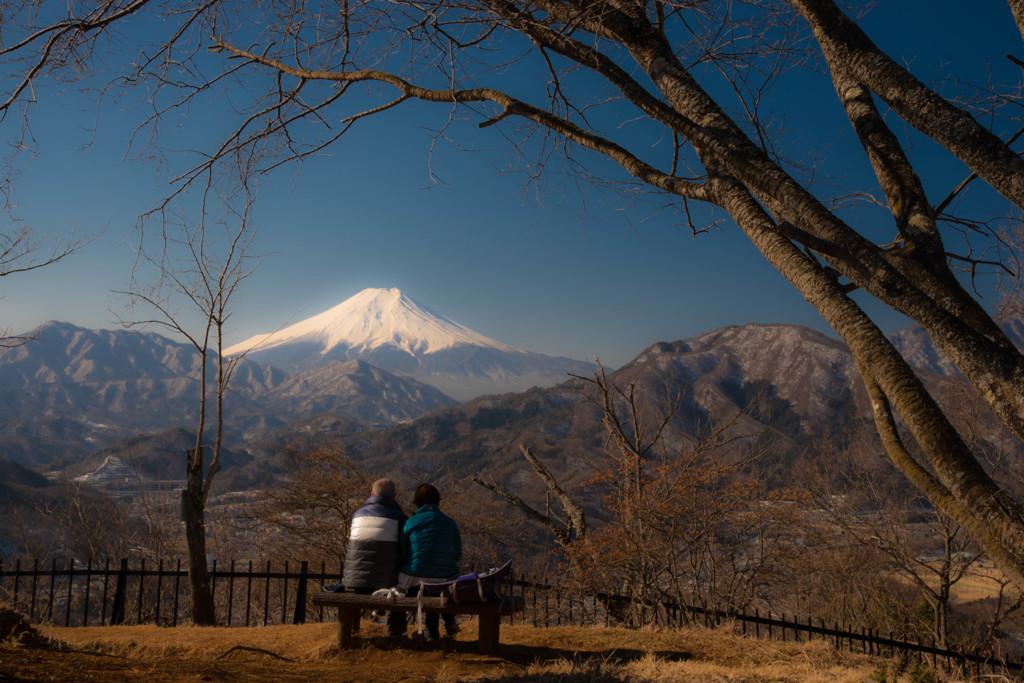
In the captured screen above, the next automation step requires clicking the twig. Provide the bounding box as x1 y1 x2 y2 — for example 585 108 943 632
216 645 294 662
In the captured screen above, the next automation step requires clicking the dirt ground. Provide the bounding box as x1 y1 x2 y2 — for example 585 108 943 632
0 605 886 682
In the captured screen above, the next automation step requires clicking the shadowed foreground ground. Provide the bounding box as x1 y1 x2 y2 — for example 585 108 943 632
0 609 895 682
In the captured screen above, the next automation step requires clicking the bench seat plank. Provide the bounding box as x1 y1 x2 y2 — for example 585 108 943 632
312 591 524 654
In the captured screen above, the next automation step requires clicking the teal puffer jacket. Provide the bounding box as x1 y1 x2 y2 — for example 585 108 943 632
400 504 462 578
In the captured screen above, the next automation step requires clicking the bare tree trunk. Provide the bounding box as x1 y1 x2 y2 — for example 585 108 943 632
182 448 215 625
473 443 586 547
1010 0 1024 41
708 176 1024 591
117 212 257 625
184 322 216 625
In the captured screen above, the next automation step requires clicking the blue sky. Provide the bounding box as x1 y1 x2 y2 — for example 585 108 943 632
0 1 1019 368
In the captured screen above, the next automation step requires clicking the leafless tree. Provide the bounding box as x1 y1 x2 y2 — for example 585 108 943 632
442 478 538 572
232 442 371 564
474 442 587 548
0 225 90 346
480 366 804 622
811 459 977 648
116 193 261 624
6 1 1024 591
3 476 146 562
805 423 1024 651
574 368 804 616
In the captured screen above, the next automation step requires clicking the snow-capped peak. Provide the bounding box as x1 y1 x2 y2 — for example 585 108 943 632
224 287 520 358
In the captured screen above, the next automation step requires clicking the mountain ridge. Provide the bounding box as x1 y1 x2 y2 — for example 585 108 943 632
6 295 1017 478
246 321 886 503
0 321 454 466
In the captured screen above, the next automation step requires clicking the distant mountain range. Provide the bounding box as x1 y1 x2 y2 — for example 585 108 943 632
0 289 596 467
889 315 1024 376
237 318 1024 503
238 323 882 507
2 285 1021 489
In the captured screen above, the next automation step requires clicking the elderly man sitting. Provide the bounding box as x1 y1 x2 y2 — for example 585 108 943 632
342 478 407 637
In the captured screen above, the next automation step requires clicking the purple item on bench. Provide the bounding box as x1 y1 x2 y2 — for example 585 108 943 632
420 560 513 603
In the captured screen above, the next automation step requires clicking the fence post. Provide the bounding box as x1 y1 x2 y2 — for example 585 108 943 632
110 558 129 626
45 558 55 623
44 558 55 622
210 559 217 623
318 561 326 622
155 560 164 626
227 560 236 626
64 557 74 627
82 559 92 627
293 561 308 624
245 560 253 627
101 559 110 625
136 559 146 624
29 558 39 620
263 561 271 627
12 559 21 611
172 559 181 627
282 561 290 624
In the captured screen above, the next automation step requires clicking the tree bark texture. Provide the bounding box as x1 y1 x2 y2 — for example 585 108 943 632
185 447 215 625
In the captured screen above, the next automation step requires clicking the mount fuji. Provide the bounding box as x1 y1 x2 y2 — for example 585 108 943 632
225 288 596 401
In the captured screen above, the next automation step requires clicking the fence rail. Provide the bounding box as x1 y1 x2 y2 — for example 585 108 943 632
511 576 1024 679
1 558 1020 679
0 557 342 628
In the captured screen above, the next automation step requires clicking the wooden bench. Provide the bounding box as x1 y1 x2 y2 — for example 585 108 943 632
312 591 525 654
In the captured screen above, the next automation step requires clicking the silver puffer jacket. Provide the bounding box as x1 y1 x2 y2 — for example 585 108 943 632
341 494 407 590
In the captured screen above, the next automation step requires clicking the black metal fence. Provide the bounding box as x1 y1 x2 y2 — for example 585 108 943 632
512 575 1024 680
1 559 1021 679
0 557 342 628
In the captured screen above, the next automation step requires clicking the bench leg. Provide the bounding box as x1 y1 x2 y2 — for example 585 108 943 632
477 614 500 655
337 607 361 648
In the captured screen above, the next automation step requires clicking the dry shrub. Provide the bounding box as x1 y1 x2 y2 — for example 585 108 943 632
0 602 51 649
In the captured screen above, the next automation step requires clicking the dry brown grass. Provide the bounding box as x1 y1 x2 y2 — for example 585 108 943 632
0 614 899 682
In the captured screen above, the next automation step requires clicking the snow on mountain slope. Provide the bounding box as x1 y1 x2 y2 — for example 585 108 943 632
224 287 519 359
224 287 595 401
889 313 1024 377
621 323 865 426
